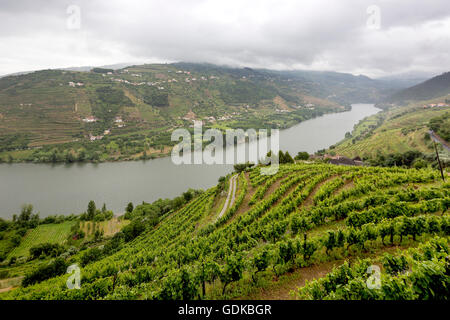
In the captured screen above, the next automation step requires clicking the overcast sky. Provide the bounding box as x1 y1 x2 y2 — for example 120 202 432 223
0 0 449 77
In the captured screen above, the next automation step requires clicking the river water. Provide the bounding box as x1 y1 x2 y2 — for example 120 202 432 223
0 103 380 218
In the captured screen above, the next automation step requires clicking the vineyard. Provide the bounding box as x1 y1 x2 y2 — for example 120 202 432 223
7 222 76 259
0 163 448 300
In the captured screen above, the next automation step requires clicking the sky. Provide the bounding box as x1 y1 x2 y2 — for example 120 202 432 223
0 0 449 77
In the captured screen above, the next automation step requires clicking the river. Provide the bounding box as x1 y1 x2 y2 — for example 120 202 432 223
0 103 380 218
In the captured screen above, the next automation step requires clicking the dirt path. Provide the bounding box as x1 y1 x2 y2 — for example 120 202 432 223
239 242 420 300
217 174 237 221
240 260 338 300
301 174 339 208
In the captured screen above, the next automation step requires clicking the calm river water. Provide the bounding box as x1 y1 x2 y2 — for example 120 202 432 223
0 103 379 218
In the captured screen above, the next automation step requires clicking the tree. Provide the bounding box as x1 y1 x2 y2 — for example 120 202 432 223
252 248 269 282
284 151 294 164
346 229 359 250
278 240 296 263
324 231 336 255
18 204 33 224
301 234 317 261
126 202 134 214
336 230 345 248
87 200 96 220
183 190 193 202
196 259 220 299
22 258 67 287
295 151 309 161
159 268 198 300
234 162 253 173
220 254 244 295
399 217 414 243
278 150 286 164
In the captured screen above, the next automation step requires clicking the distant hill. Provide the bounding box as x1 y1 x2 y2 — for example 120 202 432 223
0 62 400 163
388 72 450 102
376 70 435 89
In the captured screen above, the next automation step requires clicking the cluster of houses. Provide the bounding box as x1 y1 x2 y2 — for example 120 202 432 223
291 103 316 110
275 109 290 113
89 134 103 141
180 111 242 123
110 78 147 86
115 116 125 128
83 116 126 141
109 69 219 87
68 81 84 87
423 102 449 109
82 116 98 123
309 154 365 166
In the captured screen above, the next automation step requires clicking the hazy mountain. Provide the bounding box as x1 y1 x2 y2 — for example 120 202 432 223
388 72 450 102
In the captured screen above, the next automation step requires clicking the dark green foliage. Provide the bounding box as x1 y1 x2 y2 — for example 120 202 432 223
91 68 114 74
125 202 134 215
382 253 409 275
142 87 169 107
22 258 67 287
80 247 103 267
29 243 65 260
429 112 450 141
220 254 245 295
87 200 96 220
233 162 254 173
122 219 147 242
295 151 310 160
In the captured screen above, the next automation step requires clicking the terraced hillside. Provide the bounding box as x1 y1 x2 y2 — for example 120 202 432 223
0 163 448 300
0 63 357 163
331 100 450 162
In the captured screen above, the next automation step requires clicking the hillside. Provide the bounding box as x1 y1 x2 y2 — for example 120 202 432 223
0 63 394 163
0 163 448 299
331 98 450 165
389 72 450 103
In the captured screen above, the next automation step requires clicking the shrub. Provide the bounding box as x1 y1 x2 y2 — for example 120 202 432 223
22 258 67 287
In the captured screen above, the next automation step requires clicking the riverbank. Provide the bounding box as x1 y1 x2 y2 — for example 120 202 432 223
0 106 351 165
0 104 379 217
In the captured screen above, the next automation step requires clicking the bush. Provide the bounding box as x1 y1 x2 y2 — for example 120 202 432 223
80 247 103 267
295 151 310 161
0 270 9 279
29 243 65 260
122 220 147 242
22 258 67 287
10 234 21 247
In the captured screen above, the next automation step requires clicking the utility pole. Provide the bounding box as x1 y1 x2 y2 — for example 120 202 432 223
433 140 445 182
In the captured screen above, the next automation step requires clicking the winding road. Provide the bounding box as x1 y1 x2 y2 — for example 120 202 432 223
429 130 450 152
216 174 238 221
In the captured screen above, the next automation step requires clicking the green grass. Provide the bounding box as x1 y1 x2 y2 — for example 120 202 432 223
7 221 76 259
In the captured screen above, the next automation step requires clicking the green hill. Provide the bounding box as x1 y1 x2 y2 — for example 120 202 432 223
1 163 448 299
389 72 450 103
331 97 450 166
0 63 393 163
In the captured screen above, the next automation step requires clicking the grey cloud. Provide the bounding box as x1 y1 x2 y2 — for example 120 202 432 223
0 0 449 77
